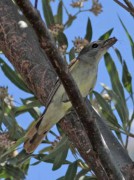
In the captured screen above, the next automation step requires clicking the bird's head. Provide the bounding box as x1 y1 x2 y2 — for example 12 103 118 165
77 37 117 64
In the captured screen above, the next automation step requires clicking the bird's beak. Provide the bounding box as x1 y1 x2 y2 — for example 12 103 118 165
102 37 117 48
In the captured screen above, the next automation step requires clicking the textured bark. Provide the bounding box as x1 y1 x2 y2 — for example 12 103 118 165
0 0 57 104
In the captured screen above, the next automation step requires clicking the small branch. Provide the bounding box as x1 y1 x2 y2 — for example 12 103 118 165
124 0 134 11
114 0 134 16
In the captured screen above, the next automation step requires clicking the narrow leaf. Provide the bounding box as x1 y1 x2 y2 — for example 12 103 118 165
85 18 92 42
53 145 68 170
64 161 78 180
0 165 25 179
119 17 134 59
42 0 55 27
57 32 68 47
114 48 123 63
93 91 120 127
122 61 133 94
3 116 24 139
14 99 41 117
0 58 30 93
64 15 76 28
104 53 129 124
69 47 75 61
99 28 114 40
35 136 69 166
57 1 63 24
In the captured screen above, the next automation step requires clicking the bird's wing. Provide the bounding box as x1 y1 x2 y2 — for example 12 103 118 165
44 58 78 110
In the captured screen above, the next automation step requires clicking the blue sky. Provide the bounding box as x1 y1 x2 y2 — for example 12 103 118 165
0 0 134 179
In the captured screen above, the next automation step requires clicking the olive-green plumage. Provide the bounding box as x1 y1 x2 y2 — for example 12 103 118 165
24 37 117 153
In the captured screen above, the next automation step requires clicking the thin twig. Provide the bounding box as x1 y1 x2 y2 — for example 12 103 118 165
114 0 134 16
124 0 134 11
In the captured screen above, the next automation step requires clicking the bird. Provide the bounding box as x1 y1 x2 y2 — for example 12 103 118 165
24 37 117 153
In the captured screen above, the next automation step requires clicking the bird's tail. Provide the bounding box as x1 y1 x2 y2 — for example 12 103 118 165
24 117 47 153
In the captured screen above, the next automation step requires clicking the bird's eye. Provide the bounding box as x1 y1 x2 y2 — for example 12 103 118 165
92 43 98 48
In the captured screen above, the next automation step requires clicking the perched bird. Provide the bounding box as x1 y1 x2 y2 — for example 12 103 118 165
24 37 117 153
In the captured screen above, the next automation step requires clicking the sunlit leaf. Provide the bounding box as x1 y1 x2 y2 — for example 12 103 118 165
85 18 92 42
99 28 113 40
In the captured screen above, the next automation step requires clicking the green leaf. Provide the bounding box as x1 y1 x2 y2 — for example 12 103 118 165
34 154 70 165
64 15 76 28
99 84 126 142
57 0 63 24
122 61 133 95
85 18 92 42
0 136 25 160
75 169 91 180
0 165 25 179
104 53 125 103
114 48 123 64
57 32 68 47
42 0 55 27
99 28 114 40
69 47 75 61
3 116 24 139
14 99 41 117
39 146 53 154
93 91 120 127
52 136 69 170
64 161 78 180
34 136 70 168
0 58 30 93
9 150 31 167
104 53 129 124
53 145 68 170
20 97 41 119
119 17 134 59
